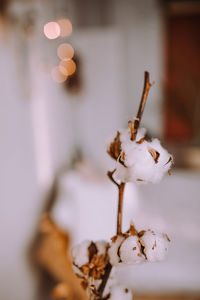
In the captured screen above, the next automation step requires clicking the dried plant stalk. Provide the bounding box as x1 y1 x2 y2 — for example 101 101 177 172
129 71 153 140
99 71 153 300
117 182 125 235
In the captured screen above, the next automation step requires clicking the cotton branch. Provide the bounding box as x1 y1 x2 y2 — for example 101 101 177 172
100 71 153 300
107 173 125 235
71 71 173 300
107 170 119 188
116 182 125 235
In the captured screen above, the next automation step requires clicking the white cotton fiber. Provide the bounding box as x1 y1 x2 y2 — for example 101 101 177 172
71 240 91 267
96 240 108 256
109 285 132 300
113 128 172 184
140 230 170 262
119 235 145 264
108 236 124 266
113 161 129 183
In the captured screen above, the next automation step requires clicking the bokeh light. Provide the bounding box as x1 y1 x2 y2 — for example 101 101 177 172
43 22 60 39
57 43 74 60
57 18 72 37
59 59 76 76
51 66 67 83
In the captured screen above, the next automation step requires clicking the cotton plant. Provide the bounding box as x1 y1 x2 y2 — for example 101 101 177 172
71 72 172 300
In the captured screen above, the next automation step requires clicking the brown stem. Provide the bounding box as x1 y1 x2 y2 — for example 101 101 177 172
117 183 125 235
129 71 153 140
96 181 126 299
107 170 119 188
97 262 112 298
107 172 126 235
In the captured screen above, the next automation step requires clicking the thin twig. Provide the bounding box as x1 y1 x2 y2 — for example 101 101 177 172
107 171 125 234
107 170 119 188
117 183 125 235
97 182 125 300
129 71 153 140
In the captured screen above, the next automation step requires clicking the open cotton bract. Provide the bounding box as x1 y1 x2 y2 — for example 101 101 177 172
108 225 170 267
108 128 172 184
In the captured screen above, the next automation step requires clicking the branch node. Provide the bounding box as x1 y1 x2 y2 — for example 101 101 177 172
107 170 119 188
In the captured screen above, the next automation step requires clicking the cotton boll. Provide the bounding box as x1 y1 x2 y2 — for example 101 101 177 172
108 236 124 266
114 128 172 184
119 235 145 264
113 143 154 184
109 285 132 300
107 127 146 162
71 240 91 267
140 230 170 262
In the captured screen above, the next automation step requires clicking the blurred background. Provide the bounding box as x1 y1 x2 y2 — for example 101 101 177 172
1 0 200 299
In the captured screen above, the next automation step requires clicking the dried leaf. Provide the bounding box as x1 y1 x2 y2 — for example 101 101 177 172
138 230 146 237
165 156 172 165
111 235 118 243
129 223 138 236
81 280 88 290
164 233 171 242
81 252 109 280
136 137 148 144
120 151 125 163
107 131 122 161
88 242 97 262
148 148 160 163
